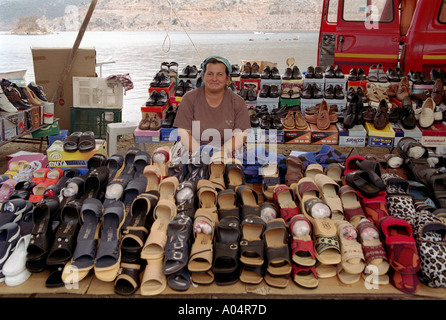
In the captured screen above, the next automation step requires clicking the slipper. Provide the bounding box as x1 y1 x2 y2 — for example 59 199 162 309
106 154 124 180
0 199 33 226
305 163 324 179
285 156 304 186
379 216 420 275
118 148 140 178
389 268 420 293
0 222 20 269
224 158 245 190
84 166 109 200
339 185 366 227
0 179 17 202
291 177 320 204
358 191 389 226
133 151 151 178
292 264 318 289
140 256 166 296
343 155 366 176
87 154 107 170
335 220 365 275
62 198 102 285
236 185 260 218
239 264 264 285
78 131 96 153
301 195 341 265
289 215 316 267
188 207 219 273
152 146 171 178
209 151 226 192
94 200 126 282
3 234 31 287
324 163 343 186
122 176 148 212
63 131 82 152
315 262 337 278
197 179 218 209
336 264 361 285
143 165 162 192
121 193 158 261
262 163 281 201
314 174 343 220
273 185 300 223
217 189 240 220
264 218 291 276
167 268 191 291
345 170 382 198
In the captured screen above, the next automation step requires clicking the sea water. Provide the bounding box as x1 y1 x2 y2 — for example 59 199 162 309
0 30 318 122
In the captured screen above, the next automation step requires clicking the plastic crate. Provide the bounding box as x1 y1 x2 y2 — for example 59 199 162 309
70 107 122 139
73 77 123 109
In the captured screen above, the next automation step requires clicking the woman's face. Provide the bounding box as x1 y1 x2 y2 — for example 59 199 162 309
203 62 229 93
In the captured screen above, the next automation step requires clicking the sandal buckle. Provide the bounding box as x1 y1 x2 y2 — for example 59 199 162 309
173 252 183 260
173 241 184 249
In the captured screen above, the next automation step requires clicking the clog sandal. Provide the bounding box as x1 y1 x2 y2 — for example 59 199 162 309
224 158 245 190
119 147 140 178
152 146 171 178
106 154 124 180
379 216 420 275
143 165 162 192
208 151 226 192
121 193 158 261
188 207 219 273
314 174 344 220
158 176 179 202
217 189 240 220
176 181 197 219
305 163 323 179
289 215 316 267
163 214 193 276
339 185 366 227
63 131 82 152
167 268 191 291
236 185 260 218
239 215 266 267
301 195 341 265
114 261 144 296
62 198 102 284
264 218 292 276
133 151 151 178
140 256 166 296
26 196 60 273
273 185 300 223
335 220 365 275
262 163 281 201
197 179 218 209
46 199 83 266
291 177 320 204
240 264 264 284
78 131 96 153
292 264 318 289
94 200 126 282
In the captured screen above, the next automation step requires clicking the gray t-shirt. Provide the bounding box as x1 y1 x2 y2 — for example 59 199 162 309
173 86 251 147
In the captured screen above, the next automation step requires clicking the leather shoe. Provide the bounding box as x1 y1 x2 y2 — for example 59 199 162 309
306 66 315 78
282 68 293 80
373 99 389 130
292 66 302 79
432 78 444 105
400 97 416 129
348 68 358 81
334 65 344 78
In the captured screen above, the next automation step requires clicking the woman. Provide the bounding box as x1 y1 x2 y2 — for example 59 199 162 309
173 56 251 161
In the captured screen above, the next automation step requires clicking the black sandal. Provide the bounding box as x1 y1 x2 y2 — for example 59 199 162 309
78 131 96 153
175 181 197 219
163 215 193 276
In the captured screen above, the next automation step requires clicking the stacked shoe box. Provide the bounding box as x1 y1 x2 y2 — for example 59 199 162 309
419 123 446 147
391 121 422 145
365 122 395 147
324 75 348 113
337 122 367 147
301 76 324 115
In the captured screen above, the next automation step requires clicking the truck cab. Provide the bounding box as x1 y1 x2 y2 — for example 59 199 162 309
317 0 446 75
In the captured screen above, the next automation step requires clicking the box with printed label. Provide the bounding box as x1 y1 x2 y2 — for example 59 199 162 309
46 139 107 168
391 122 422 145
310 123 338 145
283 128 312 144
365 122 395 147
337 123 367 147
134 128 160 143
160 127 179 141
419 123 446 147
247 128 284 144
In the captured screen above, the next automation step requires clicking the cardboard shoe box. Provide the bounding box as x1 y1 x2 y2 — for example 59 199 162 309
365 122 395 147
337 123 367 147
419 123 446 147
391 121 422 145
46 139 107 168
310 123 339 145
283 127 312 144
246 128 284 144
134 127 160 143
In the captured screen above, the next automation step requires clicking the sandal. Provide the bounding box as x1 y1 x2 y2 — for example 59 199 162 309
84 166 109 200
114 261 144 296
140 256 166 295
197 179 218 209
118 148 140 178
314 174 343 220
262 163 281 201
121 193 158 261
358 191 389 226
158 176 179 202
94 200 126 282
163 214 193 276
324 163 343 186
292 177 320 204
63 131 82 152
152 146 171 178
335 220 365 275
396 137 429 160
62 198 103 284
264 218 291 276
167 268 191 291
239 215 266 267
78 131 96 153
175 181 197 219
143 165 162 192
289 215 316 267
106 154 124 180
339 185 366 227
133 151 151 178
292 264 318 289
240 264 264 285
345 170 382 198
224 158 245 191
285 156 304 186
209 151 226 192
236 185 260 218
301 195 341 265
217 189 240 220
273 185 300 223
305 163 323 179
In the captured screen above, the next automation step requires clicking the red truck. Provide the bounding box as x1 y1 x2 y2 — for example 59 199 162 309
317 0 446 75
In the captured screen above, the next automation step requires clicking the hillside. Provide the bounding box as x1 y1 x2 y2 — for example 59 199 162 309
1 0 323 32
